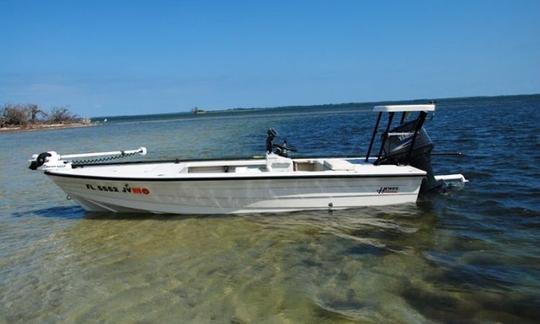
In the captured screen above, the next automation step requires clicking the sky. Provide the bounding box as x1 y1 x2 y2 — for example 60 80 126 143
1 0 539 117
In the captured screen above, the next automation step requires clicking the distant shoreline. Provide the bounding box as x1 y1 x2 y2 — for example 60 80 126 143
92 93 540 121
0 122 94 134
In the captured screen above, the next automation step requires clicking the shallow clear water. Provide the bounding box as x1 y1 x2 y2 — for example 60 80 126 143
1 96 539 323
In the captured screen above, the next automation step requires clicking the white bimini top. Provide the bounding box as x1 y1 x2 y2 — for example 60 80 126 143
373 104 435 112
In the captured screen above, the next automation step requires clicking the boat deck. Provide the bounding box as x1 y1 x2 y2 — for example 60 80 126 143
46 157 426 180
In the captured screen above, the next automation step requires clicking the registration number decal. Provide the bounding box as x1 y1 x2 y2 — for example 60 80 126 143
85 184 150 195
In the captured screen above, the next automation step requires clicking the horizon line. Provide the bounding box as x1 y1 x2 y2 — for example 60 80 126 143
91 92 540 120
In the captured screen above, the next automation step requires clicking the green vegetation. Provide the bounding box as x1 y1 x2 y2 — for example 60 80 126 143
0 104 87 128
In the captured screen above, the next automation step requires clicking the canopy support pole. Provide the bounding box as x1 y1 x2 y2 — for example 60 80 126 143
400 112 408 124
405 111 427 162
375 112 395 163
365 112 382 162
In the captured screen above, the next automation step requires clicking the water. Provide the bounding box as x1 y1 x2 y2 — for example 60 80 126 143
1 95 539 323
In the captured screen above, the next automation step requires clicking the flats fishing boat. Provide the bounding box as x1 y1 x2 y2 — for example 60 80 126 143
29 104 467 214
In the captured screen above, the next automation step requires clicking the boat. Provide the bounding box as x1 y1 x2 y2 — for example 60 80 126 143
28 104 467 214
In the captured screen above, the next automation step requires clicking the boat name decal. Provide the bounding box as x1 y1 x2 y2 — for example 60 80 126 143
377 186 399 194
85 184 150 195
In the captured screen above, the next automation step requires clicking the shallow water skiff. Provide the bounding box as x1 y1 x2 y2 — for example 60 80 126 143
29 104 467 214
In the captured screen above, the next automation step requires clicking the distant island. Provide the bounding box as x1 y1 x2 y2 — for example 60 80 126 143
91 93 540 124
0 104 92 133
219 93 540 114
191 107 206 114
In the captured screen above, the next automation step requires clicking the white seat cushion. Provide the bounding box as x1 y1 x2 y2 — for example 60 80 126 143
323 159 356 171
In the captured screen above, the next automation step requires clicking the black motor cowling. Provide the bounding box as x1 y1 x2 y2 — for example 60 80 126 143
29 152 51 170
379 119 441 192
265 128 296 157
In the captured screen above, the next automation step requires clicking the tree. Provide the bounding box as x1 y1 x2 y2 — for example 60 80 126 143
29 104 46 123
48 106 79 124
0 107 5 128
0 104 81 127
1 104 31 126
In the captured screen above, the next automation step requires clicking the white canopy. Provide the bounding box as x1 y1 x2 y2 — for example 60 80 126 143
373 104 436 112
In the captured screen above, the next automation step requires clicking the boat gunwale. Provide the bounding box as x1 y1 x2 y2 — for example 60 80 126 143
44 170 426 182
69 154 372 169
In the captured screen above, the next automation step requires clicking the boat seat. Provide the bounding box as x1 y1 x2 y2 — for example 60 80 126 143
323 159 356 171
266 153 293 172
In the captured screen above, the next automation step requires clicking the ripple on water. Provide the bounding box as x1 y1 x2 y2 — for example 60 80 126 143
2 96 540 322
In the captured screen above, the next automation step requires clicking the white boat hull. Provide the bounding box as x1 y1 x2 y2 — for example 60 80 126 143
30 103 469 215
47 173 423 214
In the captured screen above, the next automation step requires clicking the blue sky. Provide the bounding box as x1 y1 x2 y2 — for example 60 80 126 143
1 0 539 117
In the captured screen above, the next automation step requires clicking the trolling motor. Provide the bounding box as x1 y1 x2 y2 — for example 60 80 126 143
29 147 147 170
266 128 296 157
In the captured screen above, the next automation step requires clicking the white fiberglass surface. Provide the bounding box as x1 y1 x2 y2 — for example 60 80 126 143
51 159 426 178
373 104 436 112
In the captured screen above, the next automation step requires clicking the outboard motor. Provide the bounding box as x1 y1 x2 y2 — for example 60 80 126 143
378 117 441 193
